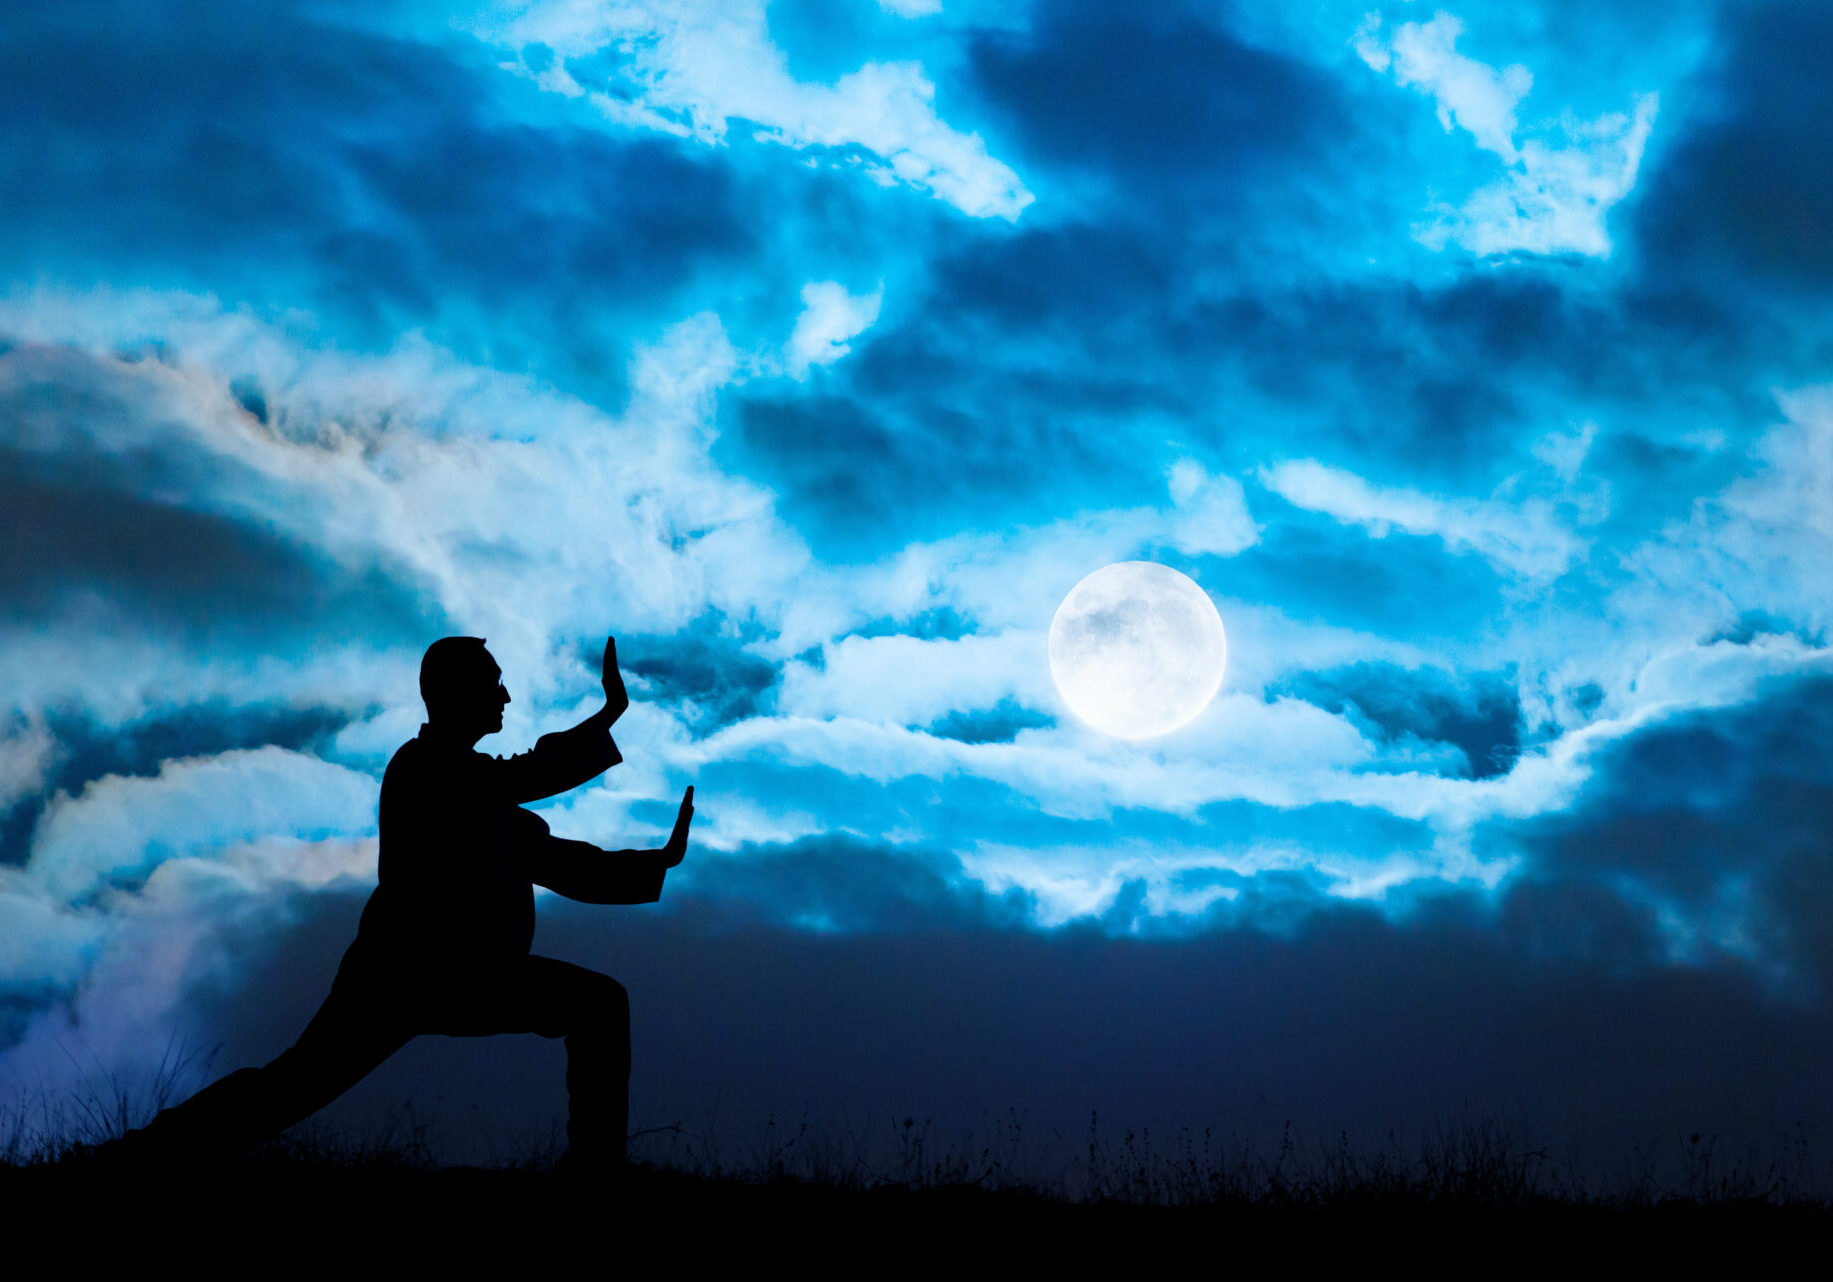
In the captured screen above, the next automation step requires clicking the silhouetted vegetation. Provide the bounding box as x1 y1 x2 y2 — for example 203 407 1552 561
8 1079 1831 1260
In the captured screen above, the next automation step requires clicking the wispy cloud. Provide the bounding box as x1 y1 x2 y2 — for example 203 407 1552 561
1259 458 1582 578
472 0 1033 218
786 280 884 377
1357 10 1657 256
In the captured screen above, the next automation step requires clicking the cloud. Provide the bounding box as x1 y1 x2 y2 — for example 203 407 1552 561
1616 387 1833 641
968 4 1353 211
779 630 1052 725
779 463 1260 643
1166 461 1261 557
1358 11 1657 257
0 290 817 709
0 1 756 390
6 279 1826 975
1630 1 1833 286
1496 665 1833 992
0 717 57 814
1356 10 1532 161
0 835 374 1088
26 748 378 905
1276 662 1522 781
474 0 1032 219
1260 458 1582 578
786 280 884 377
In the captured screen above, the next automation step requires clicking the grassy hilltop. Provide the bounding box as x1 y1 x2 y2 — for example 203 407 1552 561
6 1101 1832 1260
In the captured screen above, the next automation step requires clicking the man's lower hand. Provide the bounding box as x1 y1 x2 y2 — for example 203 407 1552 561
663 785 694 868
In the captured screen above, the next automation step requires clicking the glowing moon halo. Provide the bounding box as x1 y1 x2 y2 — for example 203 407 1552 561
1048 561 1228 739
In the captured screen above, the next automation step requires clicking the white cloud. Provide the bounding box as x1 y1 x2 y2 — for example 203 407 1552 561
470 0 1031 219
0 715 57 812
1532 421 1598 484
28 748 379 905
0 881 107 991
1167 460 1261 557
1439 97 1658 257
1260 458 1582 578
786 281 884 377
1357 11 1657 257
962 835 1458 927
879 0 942 16
780 630 1053 725
1360 11 1532 160
696 697 1380 824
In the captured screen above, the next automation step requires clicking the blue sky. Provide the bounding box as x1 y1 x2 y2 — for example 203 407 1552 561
4 0 1833 1157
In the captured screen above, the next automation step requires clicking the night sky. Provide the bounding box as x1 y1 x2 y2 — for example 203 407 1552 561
4 0 1833 1168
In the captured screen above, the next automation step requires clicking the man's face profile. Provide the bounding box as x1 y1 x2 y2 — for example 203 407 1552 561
422 638 511 740
476 659 509 735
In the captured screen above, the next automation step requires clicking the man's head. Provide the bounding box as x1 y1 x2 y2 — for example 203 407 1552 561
420 636 510 741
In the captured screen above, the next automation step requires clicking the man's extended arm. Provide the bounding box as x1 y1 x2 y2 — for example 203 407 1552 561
521 786 694 905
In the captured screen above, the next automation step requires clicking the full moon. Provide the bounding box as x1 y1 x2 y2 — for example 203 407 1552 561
1048 561 1228 739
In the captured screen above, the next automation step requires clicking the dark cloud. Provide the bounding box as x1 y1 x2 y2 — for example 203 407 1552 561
729 372 1143 554
926 223 1174 332
926 699 1055 745
724 2 1822 558
734 394 905 535
827 244 1782 556
1632 1 1833 288
1223 517 1508 639
1197 272 1777 483
968 4 1350 207
0 464 424 641
671 836 1032 935
1505 670 1833 991
616 630 780 735
850 607 977 643
0 344 437 652
0 0 753 390
1274 663 1522 779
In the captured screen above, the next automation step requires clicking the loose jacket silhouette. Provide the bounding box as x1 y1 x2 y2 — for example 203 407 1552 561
127 635 691 1168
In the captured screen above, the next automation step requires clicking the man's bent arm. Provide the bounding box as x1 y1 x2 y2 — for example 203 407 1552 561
488 636 631 804
489 713 621 805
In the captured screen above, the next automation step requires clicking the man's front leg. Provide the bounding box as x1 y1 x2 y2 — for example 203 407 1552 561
559 975 631 1172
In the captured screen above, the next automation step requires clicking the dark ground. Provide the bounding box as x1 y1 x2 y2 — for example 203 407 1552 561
10 1126 1829 1264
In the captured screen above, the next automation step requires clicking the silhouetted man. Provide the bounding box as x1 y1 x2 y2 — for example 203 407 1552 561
122 635 693 1171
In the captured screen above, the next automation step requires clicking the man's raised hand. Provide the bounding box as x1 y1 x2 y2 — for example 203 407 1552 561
601 636 630 725
663 785 694 868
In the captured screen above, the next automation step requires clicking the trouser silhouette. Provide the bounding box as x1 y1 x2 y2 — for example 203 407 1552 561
142 951 630 1160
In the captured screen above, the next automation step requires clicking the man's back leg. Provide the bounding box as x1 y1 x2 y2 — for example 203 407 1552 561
129 973 409 1161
